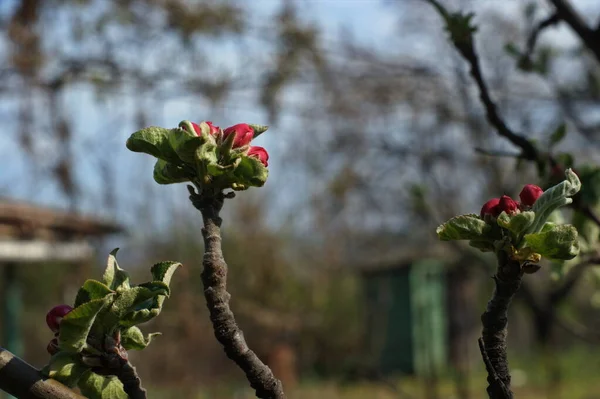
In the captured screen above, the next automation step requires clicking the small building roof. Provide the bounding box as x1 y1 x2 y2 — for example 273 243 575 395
0 198 124 240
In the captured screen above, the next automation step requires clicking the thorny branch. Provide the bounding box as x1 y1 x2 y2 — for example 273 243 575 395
188 187 286 399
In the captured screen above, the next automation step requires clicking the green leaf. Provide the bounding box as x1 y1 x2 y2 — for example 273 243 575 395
168 127 205 164
74 280 114 307
118 302 163 328
524 224 580 260
103 249 130 291
153 159 191 185
47 352 88 387
120 326 161 350
232 156 269 187
549 123 567 147
151 261 181 287
126 126 180 163
110 282 170 319
468 238 495 252
528 169 581 234
249 124 268 139
504 42 521 58
436 214 488 241
59 297 112 353
78 370 127 399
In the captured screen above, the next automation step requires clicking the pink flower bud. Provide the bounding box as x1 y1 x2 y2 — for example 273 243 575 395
47 338 59 356
498 195 518 215
206 121 220 136
46 305 73 333
519 184 543 206
223 124 254 148
480 198 501 219
183 121 220 137
248 146 269 167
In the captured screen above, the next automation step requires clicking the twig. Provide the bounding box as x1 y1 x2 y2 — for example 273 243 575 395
189 187 286 399
480 257 523 399
525 13 560 58
113 359 146 399
474 147 523 158
0 347 85 399
547 0 600 62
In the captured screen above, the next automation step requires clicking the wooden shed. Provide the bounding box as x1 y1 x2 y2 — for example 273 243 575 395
0 198 123 357
355 244 462 377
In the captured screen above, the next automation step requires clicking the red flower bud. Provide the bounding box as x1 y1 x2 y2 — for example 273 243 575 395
519 184 543 206
46 305 73 333
206 121 220 136
480 198 501 219
47 338 59 356
184 121 220 137
248 146 269 167
223 123 254 148
499 195 519 215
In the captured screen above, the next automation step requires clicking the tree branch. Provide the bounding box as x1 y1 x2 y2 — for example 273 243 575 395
0 347 85 399
189 188 285 399
524 13 560 59
547 0 600 62
480 257 523 399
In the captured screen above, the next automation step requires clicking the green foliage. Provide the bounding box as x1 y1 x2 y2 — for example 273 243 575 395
126 120 269 191
436 170 581 264
524 224 580 260
46 250 181 399
436 214 489 241
78 370 127 399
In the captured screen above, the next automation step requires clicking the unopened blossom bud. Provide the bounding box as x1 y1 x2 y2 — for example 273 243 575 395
480 198 500 219
182 121 220 137
46 305 73 333
206 121 219 136
499 195 519 215
248 146 269 167
519 184 543 206
223 124 254 148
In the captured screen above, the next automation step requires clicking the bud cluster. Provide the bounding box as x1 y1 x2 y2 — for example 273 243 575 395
183 121 269 166
480 184 544 221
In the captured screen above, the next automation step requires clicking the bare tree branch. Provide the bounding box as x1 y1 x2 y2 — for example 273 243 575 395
0 347 85 399
547 0 600 62
188 188 285 399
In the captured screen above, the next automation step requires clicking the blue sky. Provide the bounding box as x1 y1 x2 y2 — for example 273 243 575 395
2 0 599 230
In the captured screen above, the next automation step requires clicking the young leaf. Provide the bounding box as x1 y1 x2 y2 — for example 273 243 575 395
103 249 130 291
59 297 112 353
74 280 115 307
549 123 567 147
249 124 268 139
232 156 269 187
120 326 161 350
110 282 170 319
436 214 488 241
151 261 181 287
168 130 205 164
153 159 190 185
126 126 180 164
78 370 127 399
118 297 165 328
47 352 88 387
524 224 580 260
527 169 581 234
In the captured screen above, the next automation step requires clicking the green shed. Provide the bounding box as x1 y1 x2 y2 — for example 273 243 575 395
359 247 454 377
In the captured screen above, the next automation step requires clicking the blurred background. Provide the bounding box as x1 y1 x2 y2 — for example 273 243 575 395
1 0 600 398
